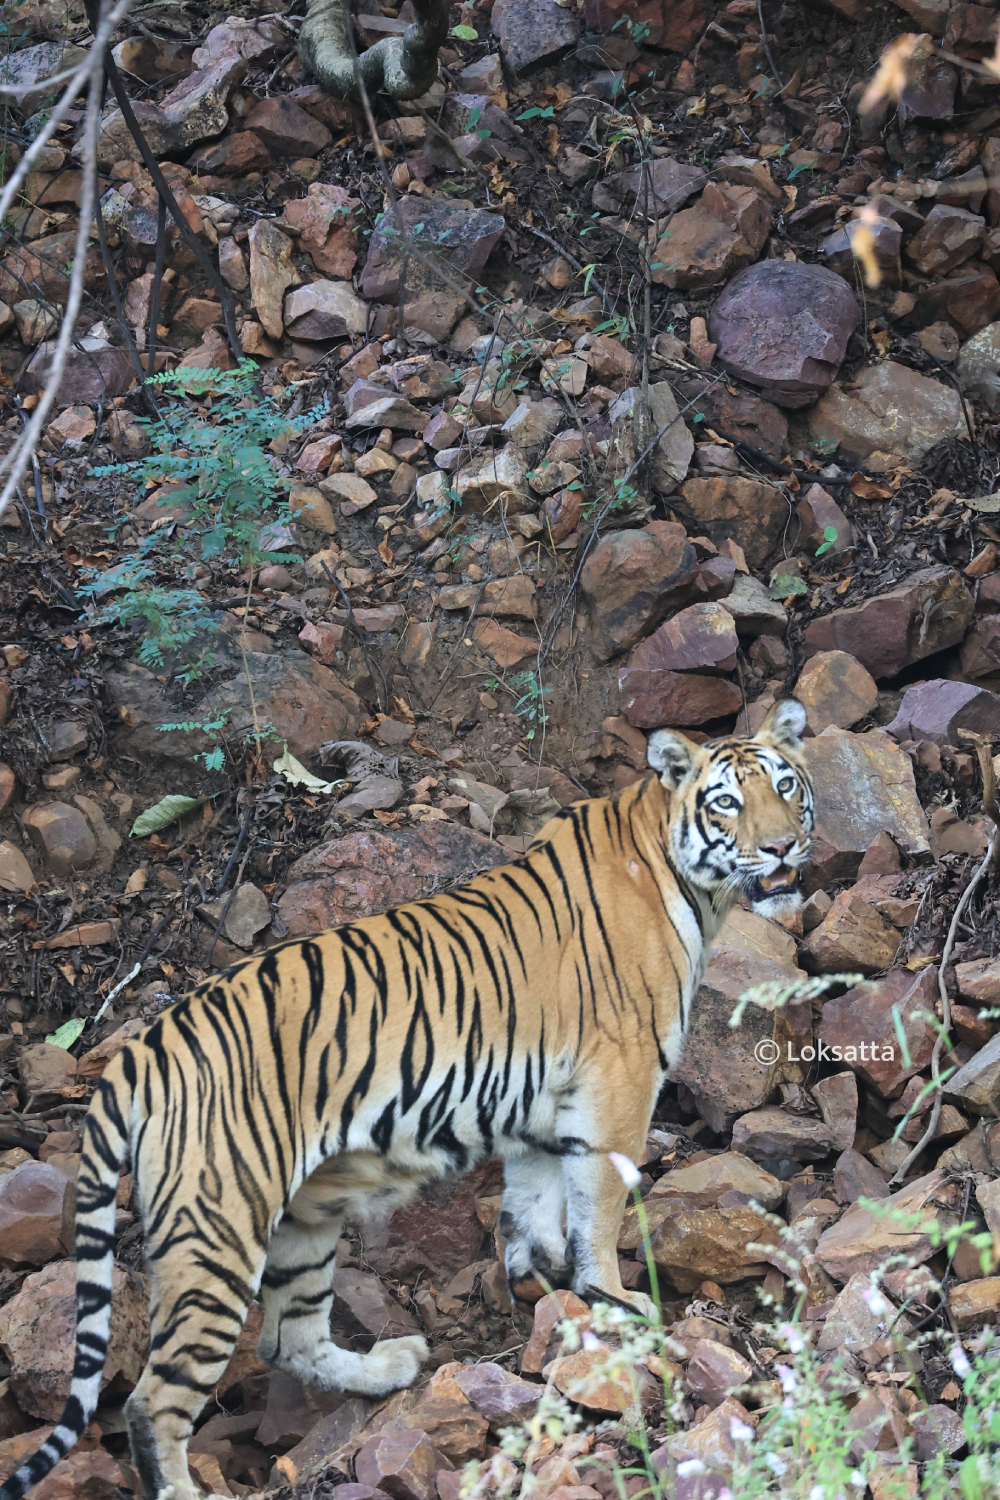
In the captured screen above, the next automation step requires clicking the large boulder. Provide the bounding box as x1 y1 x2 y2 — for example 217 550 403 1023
803 566 973 679
808 362 965 465
801 727 931 886
579 521 698 659
709 261 859 408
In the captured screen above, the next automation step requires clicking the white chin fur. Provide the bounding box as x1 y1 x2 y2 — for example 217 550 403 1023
751 888 803 918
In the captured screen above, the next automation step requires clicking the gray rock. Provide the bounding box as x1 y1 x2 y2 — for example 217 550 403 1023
886 678 1000 746
709 261 859 409
817 1272 911 1352
721 574 787 637
491 0 580 74
608 381 694 493
945 1030 1000 1113
361 198 505 303
0 41 85 114
592 156 707 218
97 55 246 166
0 841 36 894
336 775 404 818
957 320 1000 411
731 1106 835 1163
224 883 271 948
22 339 135 404
809 361 965 465
283 280 369 340
802 727 931 884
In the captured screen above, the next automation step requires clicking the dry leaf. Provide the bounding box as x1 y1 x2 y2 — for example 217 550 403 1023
849 473 892 499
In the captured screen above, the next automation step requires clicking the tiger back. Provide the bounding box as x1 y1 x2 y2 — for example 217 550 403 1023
0 698 813 1500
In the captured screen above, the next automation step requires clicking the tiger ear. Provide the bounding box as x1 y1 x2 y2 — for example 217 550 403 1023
647 728 698 787
759 697 807 750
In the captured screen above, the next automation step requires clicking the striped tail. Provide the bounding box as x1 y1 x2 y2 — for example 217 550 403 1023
0 1071 131 1500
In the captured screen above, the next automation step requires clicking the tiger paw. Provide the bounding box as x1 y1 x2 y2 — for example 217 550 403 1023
363 1334 429 1391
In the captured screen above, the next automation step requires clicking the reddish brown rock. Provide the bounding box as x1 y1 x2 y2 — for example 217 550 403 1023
0 762 14 816
0 1260 148 1420
618 670 742 727
816 1170 961 1281
546 1345 639 1414
802 728 930 884
399 1368 489 1462
683 1339 754 1409
451 1364 540 1427
688 386 788 461
731 1107 835 1162
579 521 698 659
960 616 1000 678
794 651 878 733
801 889 901 975
354 1428 452 1500
521 1290 592 1375
278 823 506 936
943 1 998 56
244 95 332 156
824 215 903 291
21 803 95 876
0 1163 70 1268
583 0 706 50
647 1198 779 1291
708 261 859 408
796 484 853 555
189 130 268 175
542 487 582 543
911 266 1000 336
818 968 937 1097
592 157 706 218
929 806 991 858
332 1269 422 1343
833 1148 890 1203
283 182 360 279
361 199 504 306
650 182 771 293
804 566 973 678
905 204 987 274
678 477 787 568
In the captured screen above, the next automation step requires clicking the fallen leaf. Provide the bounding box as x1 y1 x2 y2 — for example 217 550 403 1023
272 747 340 794
132 794 210 837
849 473 892 499
46 1017 85 1048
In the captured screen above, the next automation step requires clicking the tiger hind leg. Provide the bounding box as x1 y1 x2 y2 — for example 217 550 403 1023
124 1269 263 1500
258 1215 427 1396
501 1151 572 1293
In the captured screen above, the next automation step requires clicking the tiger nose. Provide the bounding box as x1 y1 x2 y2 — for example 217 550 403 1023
761 836 796 859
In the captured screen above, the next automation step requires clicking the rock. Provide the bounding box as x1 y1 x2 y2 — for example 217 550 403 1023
818 968 937 1097
626 602 738 675
684 1340 754 1409
945 1029 1000 1113
655 1397 753 1474
0 843 35 894
650 182 771 293
451 1365 540 1427
354 1429 452 1500
191 130 270 175
14 300 57 345
45 407 96 449
21 803 95 876
811 1072 859 1154
910 1405 967 1462
721 573 787 636
801 888 902 976
956 956 1000 1004
579 521 698 659
331 1268 422 1342
321 473 379 514
957 320 1000 410
816 1272 911 1352
618 668 742 728
815 1170 961 1282
824 215 903 292
960 616 1000 678
336 776 403 819
647 1151 783 1210
0 1163 70 1268
283 182 360 279
584 0 706 51
804 566 973 680
677 477 787 568
593 157 707 218
398 1369 489 1462
834 1148 890 1203
361 198 504 332
244 95 331 156
887 678 1000 744
97 57 247 167
795 483 853 556
0 232 103 308
646 1197 778 1292
607 381 694 493
248 220 300 341
219 884 269 949
912 265 1000 337
950 1278 1000 1329
344 394 428 433
23 340 134 405
919 320 960 362
669 907 804 1132
543 488 582 543
794 652 878 733
501 399 564 455
0 1259 148 1420
545 1345 638 1414
284 280 368 340
0 1430 124 1500
491 0 579 73
0 763 14 816
731 1107 836 1163
278 823 506 936
808 362 966 466
708 261 858 408
2 41 85 114
906 203 987 274
108 652 360 764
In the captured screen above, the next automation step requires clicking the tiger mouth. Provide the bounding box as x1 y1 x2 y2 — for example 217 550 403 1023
755 866 799 896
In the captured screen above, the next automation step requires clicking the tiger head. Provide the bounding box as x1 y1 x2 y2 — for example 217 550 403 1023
646 697 814 919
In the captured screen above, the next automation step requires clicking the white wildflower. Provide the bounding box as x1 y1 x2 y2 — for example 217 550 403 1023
730 1416 754 1443
608 1151 642 1189
951 1345 973 1379
676 1460 706 1478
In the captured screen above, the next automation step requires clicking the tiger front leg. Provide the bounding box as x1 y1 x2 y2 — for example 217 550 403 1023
259 1215 427 1396
562 1152 658 1322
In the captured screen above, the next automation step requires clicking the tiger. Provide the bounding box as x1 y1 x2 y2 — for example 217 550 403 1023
0 697 813 1500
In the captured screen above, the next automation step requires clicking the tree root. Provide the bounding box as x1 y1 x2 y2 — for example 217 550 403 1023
298 0 449 101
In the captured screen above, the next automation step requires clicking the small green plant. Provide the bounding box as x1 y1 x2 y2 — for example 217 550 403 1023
485 669 549 740
81 362 314 772
815 524 841 558
768 572 808 600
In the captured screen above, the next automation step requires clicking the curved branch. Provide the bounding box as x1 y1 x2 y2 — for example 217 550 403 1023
298 0 448 101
